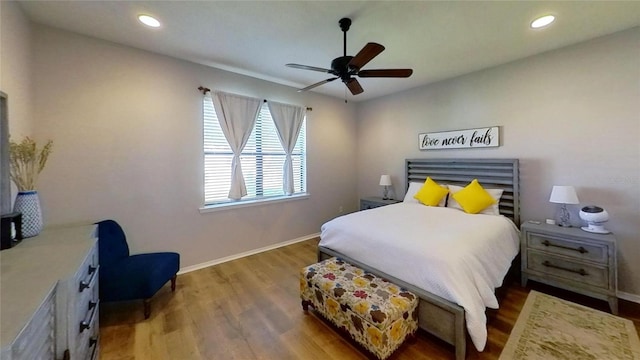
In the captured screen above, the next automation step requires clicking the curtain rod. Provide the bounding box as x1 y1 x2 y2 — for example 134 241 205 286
198 86 311 111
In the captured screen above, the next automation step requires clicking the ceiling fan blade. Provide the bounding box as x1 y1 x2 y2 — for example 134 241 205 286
345 78 364 95
298 77 338 92
357 69 413 78
286 63 331 73
348 43 385 70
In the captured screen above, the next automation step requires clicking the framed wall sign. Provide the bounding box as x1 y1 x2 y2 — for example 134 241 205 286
419 126 500 150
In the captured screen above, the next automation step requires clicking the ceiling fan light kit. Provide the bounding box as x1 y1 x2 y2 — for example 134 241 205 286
286 17 413 95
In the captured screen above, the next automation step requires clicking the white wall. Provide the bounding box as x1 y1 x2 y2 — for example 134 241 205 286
356 27 640 297
27 25 357 268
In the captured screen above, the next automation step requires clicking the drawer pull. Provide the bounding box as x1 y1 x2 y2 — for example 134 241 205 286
542 260 588 276
89 336 99 360
541 239 588 254
79 265 98 292
80 300 99 333
79 280 91 292
79 320 91 333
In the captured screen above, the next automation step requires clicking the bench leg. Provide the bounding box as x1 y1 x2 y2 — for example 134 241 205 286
301 300 311 312
171 275 177 292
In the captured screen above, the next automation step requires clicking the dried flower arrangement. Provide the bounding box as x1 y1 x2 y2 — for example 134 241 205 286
9 137 53 191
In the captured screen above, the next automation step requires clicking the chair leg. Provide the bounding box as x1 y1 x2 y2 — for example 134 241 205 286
171 275 177 292
144 298 151 319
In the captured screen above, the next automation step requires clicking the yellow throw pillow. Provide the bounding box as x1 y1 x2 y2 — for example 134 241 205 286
451 179 496 214
413 177 449 206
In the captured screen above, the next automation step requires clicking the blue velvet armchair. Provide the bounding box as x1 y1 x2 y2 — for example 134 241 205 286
97 220 180 319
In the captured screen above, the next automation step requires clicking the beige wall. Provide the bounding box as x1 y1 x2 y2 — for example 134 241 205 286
3 2 638 299
0 1 33 138
1 1 34 207
28 25 357 268
355 27 640 297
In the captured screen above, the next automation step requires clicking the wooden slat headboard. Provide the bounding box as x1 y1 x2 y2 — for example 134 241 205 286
406 158 520 225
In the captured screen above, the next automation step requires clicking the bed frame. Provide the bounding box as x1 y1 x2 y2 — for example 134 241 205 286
318 158 520 360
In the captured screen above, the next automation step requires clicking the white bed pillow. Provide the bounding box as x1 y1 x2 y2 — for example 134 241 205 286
403 181 448 207
447 184 504 215
403 182 422 203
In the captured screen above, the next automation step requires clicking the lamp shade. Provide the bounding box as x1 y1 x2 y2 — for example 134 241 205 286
549 185 579 204
379 175 392 186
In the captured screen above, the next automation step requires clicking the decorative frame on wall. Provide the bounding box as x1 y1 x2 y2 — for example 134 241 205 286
419 126 500 150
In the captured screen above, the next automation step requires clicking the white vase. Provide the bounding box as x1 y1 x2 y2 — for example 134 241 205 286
13 191 43 238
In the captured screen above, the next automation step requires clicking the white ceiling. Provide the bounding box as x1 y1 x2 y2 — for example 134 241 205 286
17 1 640 102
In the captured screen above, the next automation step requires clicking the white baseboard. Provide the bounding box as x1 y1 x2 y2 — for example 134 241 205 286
618 291 640 304
177 232 320 275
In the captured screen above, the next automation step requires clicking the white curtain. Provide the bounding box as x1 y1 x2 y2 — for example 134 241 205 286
267 101 306 195
212 92 262 200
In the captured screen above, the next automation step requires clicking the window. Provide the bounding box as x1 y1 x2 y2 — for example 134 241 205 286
203 95 306 206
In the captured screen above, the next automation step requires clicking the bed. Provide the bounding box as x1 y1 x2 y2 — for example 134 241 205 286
317 158 520 360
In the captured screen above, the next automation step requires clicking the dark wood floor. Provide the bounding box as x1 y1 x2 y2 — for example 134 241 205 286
99 238 640 359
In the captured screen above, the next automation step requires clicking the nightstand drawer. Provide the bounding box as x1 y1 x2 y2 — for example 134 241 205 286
527 233 607 264
360 197 401 210
360 200 381 210
527 250 609 289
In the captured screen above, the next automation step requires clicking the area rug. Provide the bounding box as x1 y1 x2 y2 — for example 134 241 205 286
500 290 640 360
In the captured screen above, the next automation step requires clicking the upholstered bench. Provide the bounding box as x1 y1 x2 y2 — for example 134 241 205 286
300 257 418 360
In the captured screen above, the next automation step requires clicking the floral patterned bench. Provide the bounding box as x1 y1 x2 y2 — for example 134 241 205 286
300 257 418 360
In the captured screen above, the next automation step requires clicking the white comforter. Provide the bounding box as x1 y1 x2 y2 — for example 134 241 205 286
319 202 520 351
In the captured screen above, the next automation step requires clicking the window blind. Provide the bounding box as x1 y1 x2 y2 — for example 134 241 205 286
203 95 306 205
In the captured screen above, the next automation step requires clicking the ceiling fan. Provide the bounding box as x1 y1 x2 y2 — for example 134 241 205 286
286 18 413 95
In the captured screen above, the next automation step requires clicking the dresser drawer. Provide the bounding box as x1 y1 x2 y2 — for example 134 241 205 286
67 241 99 360
73 241 98 335
527 232 608 264
527 250 609 289
89 334 100 360
75 269 99 334
73 264 99 322
77 301 100 360
75 245 99 294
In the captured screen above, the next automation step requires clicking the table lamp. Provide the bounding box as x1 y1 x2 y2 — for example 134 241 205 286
379 175 392 200
549 185 579 227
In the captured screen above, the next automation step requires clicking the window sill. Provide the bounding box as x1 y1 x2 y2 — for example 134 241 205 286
199 193 310 213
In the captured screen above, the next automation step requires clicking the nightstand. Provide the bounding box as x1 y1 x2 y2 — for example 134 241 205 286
520 221 618 314
360 197 401 210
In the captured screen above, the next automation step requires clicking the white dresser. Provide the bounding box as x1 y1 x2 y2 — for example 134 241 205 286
0 224 99 360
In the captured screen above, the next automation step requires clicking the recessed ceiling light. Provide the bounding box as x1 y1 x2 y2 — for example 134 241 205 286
138 14 161 28
531 15 555 29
